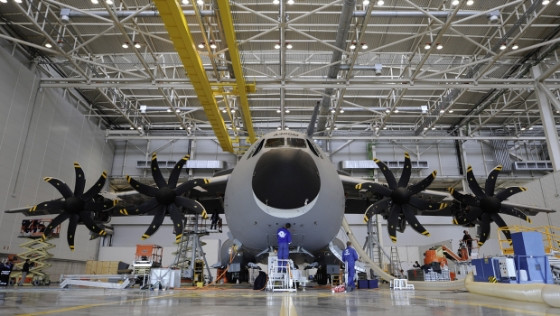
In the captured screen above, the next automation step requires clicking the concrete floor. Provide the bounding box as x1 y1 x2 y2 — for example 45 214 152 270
1 283 560 316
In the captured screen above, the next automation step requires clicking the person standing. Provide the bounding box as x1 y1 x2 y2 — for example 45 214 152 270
462 230 473 256
18 259 33 286
277 223 292 271
342 241 359 292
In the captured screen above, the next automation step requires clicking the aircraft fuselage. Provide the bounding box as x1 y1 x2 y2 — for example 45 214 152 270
224 131 344 260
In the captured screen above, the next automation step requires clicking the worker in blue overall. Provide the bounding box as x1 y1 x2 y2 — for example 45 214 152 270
277 223 292 272
342 241 359 291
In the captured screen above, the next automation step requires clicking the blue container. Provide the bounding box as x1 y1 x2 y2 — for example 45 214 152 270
358 280 369 289
368 279 378 288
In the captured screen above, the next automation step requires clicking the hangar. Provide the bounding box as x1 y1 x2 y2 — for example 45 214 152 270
0 0 559 314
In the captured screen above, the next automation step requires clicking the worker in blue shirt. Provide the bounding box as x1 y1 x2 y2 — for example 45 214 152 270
277 223 292 271
342 241 359 291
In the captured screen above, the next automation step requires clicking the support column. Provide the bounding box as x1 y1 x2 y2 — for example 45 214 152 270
532 65 560 171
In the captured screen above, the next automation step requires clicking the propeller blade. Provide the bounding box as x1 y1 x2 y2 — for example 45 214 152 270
495 186 526 201
448 187 479 206
466 165 485 198
142 209 166 240
408 170 437 195
490 213 511 243
124 198 161 215
79 210 106 235
150 153 167 189
168 154 190 188
477 213 491 246
175 197 207 218
402 204 430 236
31 199 64 214
42 212 69 240
485 165 502 197
126 176 159 197
374 158 397 189
397 153 412 187
167 204 185 243
67 214 79 251
387 204 401 243
175 178 210 196
500 205 531 223
73 162 86 196
81 171 107 200
364 197 392 221
43 177 73 199
409 196 447 211
355 182 392 197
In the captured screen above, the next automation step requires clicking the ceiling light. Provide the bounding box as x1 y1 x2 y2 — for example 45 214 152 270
122 42 129 49
274 43 281 49
436 43 443 50
363 0 370 5
285 109 290 113
557 0 560 5
394 109 399 113
424 42 431 50
448 109 454 113
0 0 6 3
273 0 279 4
182 0 189 4
339 109 344 113
349 42 356 50
222 108 227 113
276 109 281 113
423 127 428 131
129 126 134 130
542 0 550 4
286 43 293 49
209 42 217 49
15 0 22 3
106 0 114 4
377 0 384 5
511 43 519 50
91 0 99 4
385 108 391 113
197 0 204 5
383 126 387 130
440 109 445 114
277 126 282 130
520 127 526 131
451 0 460 5
499 43 507 50
176 109 180 113
134 42 141 49
466 0 474 5
44 43 52 48
331 109 336 113
198 42 205 49
361 43 368 50
167 108 172 112
431 127 436 130
179 126 184 130
287 0 294 4
375 126 380 130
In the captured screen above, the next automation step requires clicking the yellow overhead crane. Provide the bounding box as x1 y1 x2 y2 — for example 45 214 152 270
153 0 257 154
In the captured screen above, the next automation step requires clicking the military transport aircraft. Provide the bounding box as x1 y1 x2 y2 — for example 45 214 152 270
5 130 553 282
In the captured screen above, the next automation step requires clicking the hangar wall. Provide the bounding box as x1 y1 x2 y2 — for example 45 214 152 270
0 43 115 272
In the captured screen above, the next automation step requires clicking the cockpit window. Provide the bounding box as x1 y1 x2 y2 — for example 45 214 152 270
251 139 265 157
287 138 307 148
264 138 285 148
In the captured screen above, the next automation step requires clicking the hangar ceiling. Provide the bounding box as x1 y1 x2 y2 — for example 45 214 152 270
0 0 559 156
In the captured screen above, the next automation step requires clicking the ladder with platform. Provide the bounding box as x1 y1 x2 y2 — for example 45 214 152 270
266 256 297 292
171 214 214 286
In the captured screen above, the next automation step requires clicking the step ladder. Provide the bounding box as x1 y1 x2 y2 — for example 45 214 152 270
171 214 213 286
267 258 296 292
390 246 404 278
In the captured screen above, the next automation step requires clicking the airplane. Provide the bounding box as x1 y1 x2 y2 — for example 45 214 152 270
5 130 554 283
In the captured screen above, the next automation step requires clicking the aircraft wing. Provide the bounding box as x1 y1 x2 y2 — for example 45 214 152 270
4 202 63 216
500 201 554 216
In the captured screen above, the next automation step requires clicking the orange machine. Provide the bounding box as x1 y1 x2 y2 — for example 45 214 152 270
135 244 163 268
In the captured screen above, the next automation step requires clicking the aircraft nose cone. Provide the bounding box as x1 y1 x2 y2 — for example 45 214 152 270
252 149 320 209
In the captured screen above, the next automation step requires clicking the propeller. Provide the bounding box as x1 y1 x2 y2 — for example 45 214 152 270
31 162 112 250
448 164 531 246
123 153 208 243
356 153 447 242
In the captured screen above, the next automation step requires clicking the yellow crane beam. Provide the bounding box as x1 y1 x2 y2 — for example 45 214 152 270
153 0 233 152
216 0 257 145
